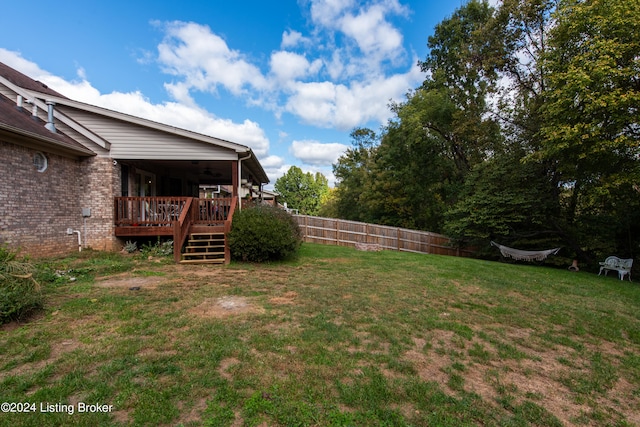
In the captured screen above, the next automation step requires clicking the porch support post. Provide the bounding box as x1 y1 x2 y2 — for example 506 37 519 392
231 160 238 198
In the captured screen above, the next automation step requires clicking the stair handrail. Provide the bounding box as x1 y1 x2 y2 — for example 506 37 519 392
173 197 194 262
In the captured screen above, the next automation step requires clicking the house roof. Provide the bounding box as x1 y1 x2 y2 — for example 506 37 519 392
0 62 66 99
46 95 257 154
46 96 269 183
0 61 269 183
0 90 95 157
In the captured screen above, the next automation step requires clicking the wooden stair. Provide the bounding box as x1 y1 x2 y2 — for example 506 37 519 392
180 232 226 264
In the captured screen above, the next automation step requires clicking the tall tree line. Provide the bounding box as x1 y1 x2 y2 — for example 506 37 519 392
331 0 640 263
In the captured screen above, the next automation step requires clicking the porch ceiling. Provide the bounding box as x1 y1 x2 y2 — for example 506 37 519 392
124 158 269 185
123 159 234 185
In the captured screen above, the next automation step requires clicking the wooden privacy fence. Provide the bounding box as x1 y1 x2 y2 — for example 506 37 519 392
293 215 475 257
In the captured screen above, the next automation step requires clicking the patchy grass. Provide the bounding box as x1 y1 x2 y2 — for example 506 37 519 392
1 243 639 426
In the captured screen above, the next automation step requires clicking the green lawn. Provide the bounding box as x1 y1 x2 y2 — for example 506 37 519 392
1 244 639 426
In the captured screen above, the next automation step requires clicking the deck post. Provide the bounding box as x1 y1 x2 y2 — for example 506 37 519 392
231 160 238 199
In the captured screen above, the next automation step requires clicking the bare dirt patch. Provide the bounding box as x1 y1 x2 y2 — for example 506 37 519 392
137 348 178 358
188 296 264 318
499 358 589 425
219 357 240 380
50 339 82 358
177 397 208 426
94 274 165 290
175 266 249 278
400 329 634 426
0 338 83 383
403 332 453 389
269 291 298 305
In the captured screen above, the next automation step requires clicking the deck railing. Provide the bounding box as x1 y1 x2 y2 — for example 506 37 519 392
193 198 235 225
114 197 238 263
114 197 235 226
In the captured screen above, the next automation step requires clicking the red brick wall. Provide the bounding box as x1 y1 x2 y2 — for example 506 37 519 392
0 140 121 257
79 156 121 252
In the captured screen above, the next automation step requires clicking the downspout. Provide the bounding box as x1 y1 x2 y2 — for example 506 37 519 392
237 153 252 211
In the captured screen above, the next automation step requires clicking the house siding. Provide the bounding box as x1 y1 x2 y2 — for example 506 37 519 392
59 109 238 160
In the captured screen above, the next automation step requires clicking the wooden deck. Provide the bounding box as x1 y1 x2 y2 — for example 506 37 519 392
114 196 237 263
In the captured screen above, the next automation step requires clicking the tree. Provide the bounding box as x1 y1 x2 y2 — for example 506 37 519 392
327 0 640 263
274 166 329 216
332 1 503 231
362 91 470 232
418 0 503 173
444 149 560 253
356 0 502 232
332 128 378 222
537 0 640 258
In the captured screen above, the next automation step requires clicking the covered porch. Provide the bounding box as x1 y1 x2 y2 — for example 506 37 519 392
113 155 268 264
114 196 238 263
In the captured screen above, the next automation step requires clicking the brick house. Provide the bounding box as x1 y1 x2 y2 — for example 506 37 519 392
0 61 268 263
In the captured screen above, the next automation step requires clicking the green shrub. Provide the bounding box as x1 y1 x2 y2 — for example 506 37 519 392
140 239 173 257
228 204 302 262
0 246 43 324
124 240 138 253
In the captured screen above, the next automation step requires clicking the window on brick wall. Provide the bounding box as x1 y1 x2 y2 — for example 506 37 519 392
33 152 48 172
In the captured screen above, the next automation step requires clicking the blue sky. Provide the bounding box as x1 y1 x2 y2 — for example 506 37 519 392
0 0 466 187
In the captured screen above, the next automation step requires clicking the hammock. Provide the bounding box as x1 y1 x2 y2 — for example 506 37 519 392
491 241 561 262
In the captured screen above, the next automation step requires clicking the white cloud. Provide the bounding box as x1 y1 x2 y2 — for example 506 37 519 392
310 0 355 27
259 155 288 183
285 63 422 130
0 49 271 156
152 0 423 130
290 140 348 166
76 66 87 80
281 30 311 49
0 48 50 81
309 0 409 70
157 21 268 96
339 4 405 61
2 0 428 170
269 51 321 83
